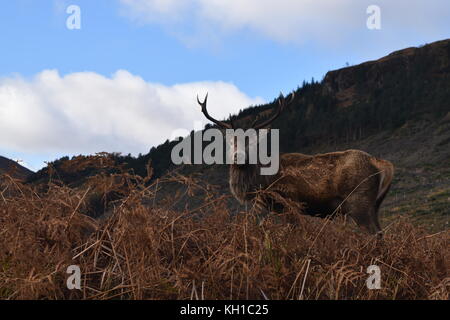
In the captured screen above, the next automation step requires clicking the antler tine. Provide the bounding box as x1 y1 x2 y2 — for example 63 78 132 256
250 114 261 128
252 92 295 130
196 93 233 129
197 93 207 109
286 91 295 105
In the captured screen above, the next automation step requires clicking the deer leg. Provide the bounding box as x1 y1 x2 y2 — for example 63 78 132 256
370 209 383 238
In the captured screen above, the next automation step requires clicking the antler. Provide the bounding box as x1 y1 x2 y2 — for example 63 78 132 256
197 93 233 129
252 92 295 130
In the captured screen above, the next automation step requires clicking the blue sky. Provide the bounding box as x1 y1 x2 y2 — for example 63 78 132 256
0 0 449 171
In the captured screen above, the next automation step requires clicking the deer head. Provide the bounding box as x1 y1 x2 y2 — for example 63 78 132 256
196 92 295 165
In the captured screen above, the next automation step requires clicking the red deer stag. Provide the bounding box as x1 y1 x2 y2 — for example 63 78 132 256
197 93 394 236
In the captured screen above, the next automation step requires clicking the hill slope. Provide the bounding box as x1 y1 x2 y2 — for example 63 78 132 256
27 39 450 229
153 39 450 230
0 156 33 180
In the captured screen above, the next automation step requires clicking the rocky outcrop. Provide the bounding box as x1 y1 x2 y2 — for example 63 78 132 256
323 39 450 108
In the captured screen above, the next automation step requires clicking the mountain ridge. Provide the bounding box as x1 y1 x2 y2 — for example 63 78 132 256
28 38 450 185
0 156 34 180
24 39 450 228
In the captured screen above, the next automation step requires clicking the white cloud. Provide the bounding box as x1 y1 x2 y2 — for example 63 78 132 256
0 70 264 156
119 0 450 45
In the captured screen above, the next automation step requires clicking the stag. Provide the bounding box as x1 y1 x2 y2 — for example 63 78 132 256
197 93 394 235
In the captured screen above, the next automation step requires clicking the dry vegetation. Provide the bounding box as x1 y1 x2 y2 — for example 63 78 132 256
0 159 448 300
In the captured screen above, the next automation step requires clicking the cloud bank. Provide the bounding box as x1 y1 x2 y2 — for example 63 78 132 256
0 70 264 157
119 0 450 45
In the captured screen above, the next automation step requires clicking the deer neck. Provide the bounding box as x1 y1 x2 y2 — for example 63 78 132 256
229 163 274 204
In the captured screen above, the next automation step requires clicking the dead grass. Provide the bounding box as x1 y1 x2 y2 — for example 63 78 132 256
0 165 448 300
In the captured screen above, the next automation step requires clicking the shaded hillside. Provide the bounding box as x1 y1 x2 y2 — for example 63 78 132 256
150 39 450 231
29 39 450 185
0 156 33 180
152 112 450 232
26 39 450 228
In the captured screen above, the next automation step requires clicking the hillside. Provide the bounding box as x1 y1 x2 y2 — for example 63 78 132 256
0 156 34 180
26 39 450 229
1 39 449 301
151 39 450 231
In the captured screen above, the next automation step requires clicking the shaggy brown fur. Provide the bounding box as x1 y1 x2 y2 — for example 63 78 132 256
196 93 394 235
229 149 394 235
